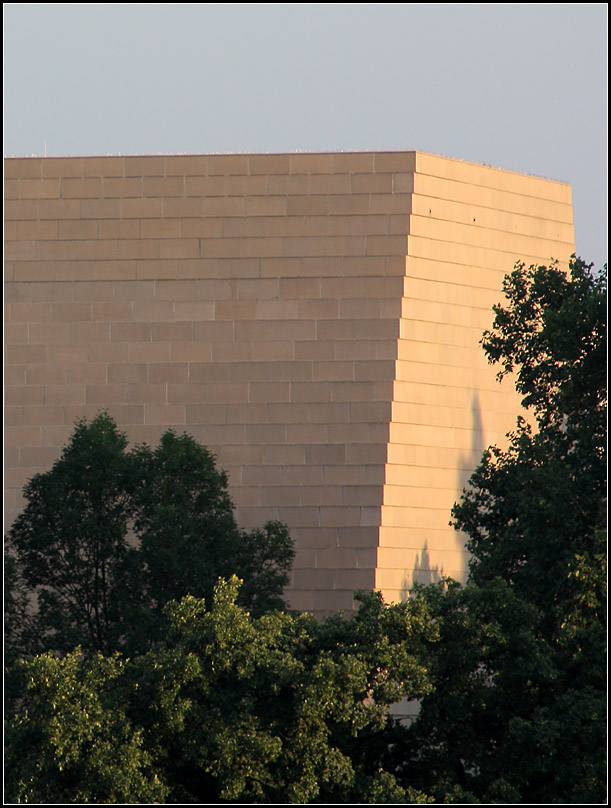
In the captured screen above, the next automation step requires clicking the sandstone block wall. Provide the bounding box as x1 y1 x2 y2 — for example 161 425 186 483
4 151 574 612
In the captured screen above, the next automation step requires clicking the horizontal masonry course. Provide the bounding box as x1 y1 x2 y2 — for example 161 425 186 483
4 151 575 613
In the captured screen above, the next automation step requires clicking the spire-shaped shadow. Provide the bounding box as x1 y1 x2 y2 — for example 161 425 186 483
453 391 486 581
457 392 484 496
396 392 485 601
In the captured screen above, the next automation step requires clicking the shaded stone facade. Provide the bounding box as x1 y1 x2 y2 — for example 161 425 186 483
4 151 574 612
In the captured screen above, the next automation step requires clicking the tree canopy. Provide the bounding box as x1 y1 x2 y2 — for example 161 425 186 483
403 256 607 803
5 579 436 804
455 256 606 618
5 415 294 660
4 256 606 803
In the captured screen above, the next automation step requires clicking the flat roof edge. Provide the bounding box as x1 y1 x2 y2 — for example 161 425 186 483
3 149 571 187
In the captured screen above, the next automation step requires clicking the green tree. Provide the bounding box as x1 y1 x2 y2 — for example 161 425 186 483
5 414 294 658
456 256 606 623
5 257 606 804
4 549 36 668
5 578 437 804
403 256 606 803
6 414 132 656
4 650 169 804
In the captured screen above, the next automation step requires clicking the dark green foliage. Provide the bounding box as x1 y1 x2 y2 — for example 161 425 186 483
454 257 606 625
4 650 170 804
5 641 186 804
404 256 607 803
6 414 132 656
5 551 32 667
4 256 606 803
481 257 606 429
5 414 295 658
129 430 238 611
403 575 606 803
5 578 436 804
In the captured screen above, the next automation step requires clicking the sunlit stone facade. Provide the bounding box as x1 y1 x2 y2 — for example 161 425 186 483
4 151 574 612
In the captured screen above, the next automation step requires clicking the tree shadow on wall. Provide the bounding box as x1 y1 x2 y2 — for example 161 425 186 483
397 392 485 601
398 540 442 601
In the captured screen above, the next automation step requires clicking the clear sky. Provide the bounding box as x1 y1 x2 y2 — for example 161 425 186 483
4 3 607 268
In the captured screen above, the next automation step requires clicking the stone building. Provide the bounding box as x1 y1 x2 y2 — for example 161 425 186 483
4 151 574 613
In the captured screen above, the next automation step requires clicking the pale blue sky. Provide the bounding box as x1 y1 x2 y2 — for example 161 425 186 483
4 3 607 267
